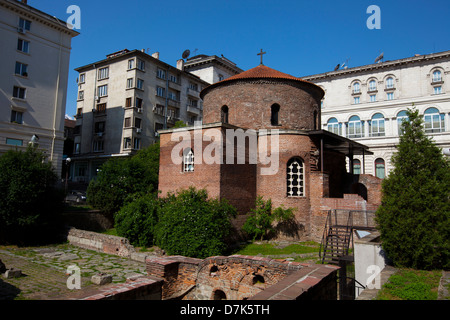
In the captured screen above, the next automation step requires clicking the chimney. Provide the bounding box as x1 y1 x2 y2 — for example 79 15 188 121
176 59 184 71
152 52 159 60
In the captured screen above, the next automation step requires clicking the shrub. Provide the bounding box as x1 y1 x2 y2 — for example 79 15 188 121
375 108 450 270
114 194 160 247
242 196 295 240
0 146 64 244
87 142 160 215
155 187 237 258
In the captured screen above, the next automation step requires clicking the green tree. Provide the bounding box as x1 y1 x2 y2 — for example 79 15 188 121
375 108 450 270
87 142 160 215
242 196 295 241
0 146 64 244
155 187 237 258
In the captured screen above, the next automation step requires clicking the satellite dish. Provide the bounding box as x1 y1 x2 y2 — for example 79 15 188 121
182 49 190 60
334 64 340 71
375 52 384 63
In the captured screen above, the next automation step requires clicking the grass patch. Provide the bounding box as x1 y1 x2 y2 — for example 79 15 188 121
235 242 321 256
376 268 442 300
101 228 118 236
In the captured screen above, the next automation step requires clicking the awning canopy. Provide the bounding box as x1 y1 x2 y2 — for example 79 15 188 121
308 130 373 156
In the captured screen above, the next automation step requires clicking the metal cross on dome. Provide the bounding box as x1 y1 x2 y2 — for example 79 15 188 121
257 49 267 65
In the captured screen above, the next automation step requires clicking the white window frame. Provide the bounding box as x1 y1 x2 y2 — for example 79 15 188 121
347 116 363 138
98 85 108 97
136 79 144 90
424 108 445 133
370 113 385 137
287 158 305 197
98 67 109 80
17 39 29 53
183 149 194 172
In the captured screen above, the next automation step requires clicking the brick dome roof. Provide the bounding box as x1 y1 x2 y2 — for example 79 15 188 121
200 64 324 99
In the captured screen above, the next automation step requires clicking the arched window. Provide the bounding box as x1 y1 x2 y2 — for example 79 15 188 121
347 115 363 138
353 82 361 94
368 80 377 92
183 148 194 172
221 105 229 124
287 158 304 197
370 113 385 137
397 110 408 135
271 104 280 126
432 70 442 83
327 118 341 135
424 107 445 133
353 159 361 174
375 158 385 179
385 77 394 89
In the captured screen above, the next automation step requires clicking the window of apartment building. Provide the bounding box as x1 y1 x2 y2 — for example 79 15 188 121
156 86 165 97
353 96 360 104
368 80 377 92
98 67 109 80
137 60 145 71
98 85 108 97
155 122 164 133
79 73 86 84
154 104 165 116
219 74 224 81
369 94 377 102
134 138 141 150
424 107 445 133
124 137 132 149
347 115 363 138
327 118 341 135
432 70 442 83
128 59 135 70
183 148 194 172
353 159 361 174
168 90 179 101
189 82 198 91
10 110 23 124
188 98 198 107
96 103 107 113
76 108 83 118
370 113 385 137
13 86 26 99
397 110 408 135
78 90 84 100
352 82 361 94
287 157 304 197
93 140 104 152
387 92 394 100
94 121 105 133
136 98 143 109
125 97 132 108
385 77 395 89
434 86 442 95
169 74 178 83
136 79 144 90
15 62 28 77
375 158 385 179
167 108 179 119
127 78 134 89
17 38 30 53
134 118 142 129
18 18 31 31
6 138 23 146
74 143 81 154
124 117 131 128
157 68 166 79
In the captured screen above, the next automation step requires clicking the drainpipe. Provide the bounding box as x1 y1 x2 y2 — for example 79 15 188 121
51 31 63 170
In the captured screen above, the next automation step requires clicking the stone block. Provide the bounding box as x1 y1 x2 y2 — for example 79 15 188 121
91 273 112 285
4 268 22 279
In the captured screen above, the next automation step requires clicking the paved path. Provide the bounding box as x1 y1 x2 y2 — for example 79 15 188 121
0 244 147 300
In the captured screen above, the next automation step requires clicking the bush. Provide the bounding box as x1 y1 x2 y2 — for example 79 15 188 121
155 187 237 258
0 146 64 244
114 194 160 247
87 142 160 215
375 108 450 270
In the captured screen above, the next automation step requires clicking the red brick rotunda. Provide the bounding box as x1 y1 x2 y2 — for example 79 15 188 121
158 64 381 242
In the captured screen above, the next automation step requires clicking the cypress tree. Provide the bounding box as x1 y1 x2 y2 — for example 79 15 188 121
376 108 449 270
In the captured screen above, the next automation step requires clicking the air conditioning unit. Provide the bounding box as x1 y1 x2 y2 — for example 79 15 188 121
152 106 157 112
155 132 159 137
95 96 100 102
17 27 25 34
167 116 172 121
136 128 142 133
137 108 142 113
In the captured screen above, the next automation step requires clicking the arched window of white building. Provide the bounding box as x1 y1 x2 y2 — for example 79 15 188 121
424 107 445 133
327 118 341 135
353 82 361 94
375 158 385 179
347 115 363 138
368 80 377 92
397 110 409 135
353 159 361 175
432 70 442 83
385 77 394 89
370 113 385 137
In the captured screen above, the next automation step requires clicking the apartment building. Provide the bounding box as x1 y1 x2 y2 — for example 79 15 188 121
184 54 243 84
70 49 209 183
302 50 450 178
0 0 79 176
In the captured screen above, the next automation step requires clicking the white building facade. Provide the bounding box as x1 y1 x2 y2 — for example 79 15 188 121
71 49 209 183
302 50 450 178
0 0 78 177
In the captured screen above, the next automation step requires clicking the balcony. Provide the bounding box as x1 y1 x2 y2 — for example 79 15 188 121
187 105 200 115
187 87 200 98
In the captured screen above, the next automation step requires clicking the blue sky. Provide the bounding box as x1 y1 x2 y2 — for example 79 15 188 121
31 0 450 117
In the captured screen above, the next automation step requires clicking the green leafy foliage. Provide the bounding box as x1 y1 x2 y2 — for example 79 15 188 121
0 146 64 244
242 196 295 240
375 108 450 270
87 142 160 215
155 187 237 258
114 194 160 247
